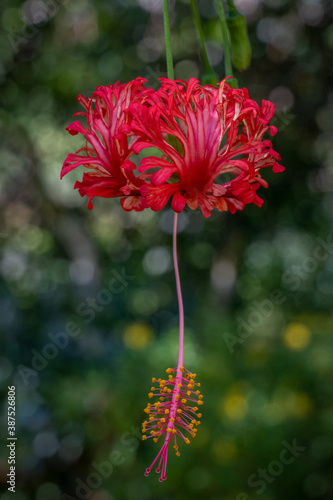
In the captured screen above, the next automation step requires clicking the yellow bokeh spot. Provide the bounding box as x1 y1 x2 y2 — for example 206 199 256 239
289 392 314 418
123 323 154 350
273 388 314 419
283 322 311 350
222 394 248 420
212 439 238 465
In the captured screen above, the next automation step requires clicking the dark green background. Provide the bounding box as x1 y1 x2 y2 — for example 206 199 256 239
0 0 333 499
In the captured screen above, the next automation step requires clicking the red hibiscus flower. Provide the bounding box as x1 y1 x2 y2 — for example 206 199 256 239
60 77 148 211
129 78 284 218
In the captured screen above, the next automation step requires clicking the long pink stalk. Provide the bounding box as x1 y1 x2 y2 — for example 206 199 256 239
173 212 184 368
143 213 203 481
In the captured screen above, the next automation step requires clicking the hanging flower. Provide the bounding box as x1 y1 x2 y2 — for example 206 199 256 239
142 367 203 482
129 77 284 218
60 76 284 482
60 77 148 212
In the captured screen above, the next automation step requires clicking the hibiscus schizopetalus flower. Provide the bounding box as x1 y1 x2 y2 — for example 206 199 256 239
61 76 284 483
130 77 284 217
142 367 203 482
60 77 148 212
62 77 283 218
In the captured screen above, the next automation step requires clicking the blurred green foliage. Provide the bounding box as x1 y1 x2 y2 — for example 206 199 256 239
0 0 333 499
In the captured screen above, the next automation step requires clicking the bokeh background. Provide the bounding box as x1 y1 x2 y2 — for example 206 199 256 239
1 0 333 499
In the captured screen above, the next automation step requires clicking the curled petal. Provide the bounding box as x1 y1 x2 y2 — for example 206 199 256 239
171 191 187 213
140 183 178 212
61 78 148 210
151 166 177 186
60 154 104 179
121 196 146 212
273 162 285 173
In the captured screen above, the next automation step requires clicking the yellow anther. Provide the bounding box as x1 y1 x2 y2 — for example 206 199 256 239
149 416 154 421
175 395 179 401
153 437 158 442
191 432 195 437
160 397 164 401
196 421 201 426
150 431 155 435
160 418 165 423
190 379 195 384
168 374 174 380
197 383 201 387
154 401 161 408
170 417 175 423
198 395 203 400
174 445 178 450
142 435 147 440
188 384 194 389
196 390 200 395
185 438 190 444
193 407 198 412
192 374 196 378
185 374 190 379
177 409 182 414
198 400 203 405
165 409 169 414
151 387 155 391
176 451 180 456
167 388 172 393
177 384 182 388
189 423 194 429
181 398 187 404
172 429 177 434
167 428 172 433
187 391 191 396
166 368 172 374
197 413 202 418
152 377 156 383
148 392 153 398
180 367 184 372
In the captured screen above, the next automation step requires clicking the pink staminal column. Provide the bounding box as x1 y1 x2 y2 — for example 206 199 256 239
142 213 203 481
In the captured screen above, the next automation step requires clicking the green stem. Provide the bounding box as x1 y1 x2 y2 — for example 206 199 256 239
217 0 233 78
163 0 174 80
190 0 214 76
226 0 238 17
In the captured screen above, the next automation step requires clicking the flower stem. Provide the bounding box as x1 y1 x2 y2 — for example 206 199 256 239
226 0 238 16
173 213 184 367
217 0 233 78
163 0 175 80
190 0 216 79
